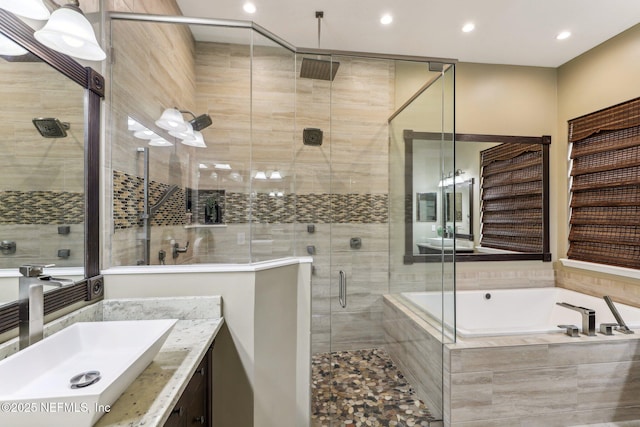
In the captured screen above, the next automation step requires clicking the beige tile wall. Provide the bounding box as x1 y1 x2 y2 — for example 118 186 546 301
0 52 85 268
107 0 196 266
295 55 394 353
384 295 444 419
556 264 640 308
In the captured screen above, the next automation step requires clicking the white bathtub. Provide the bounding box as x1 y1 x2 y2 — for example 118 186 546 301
401 287 640 338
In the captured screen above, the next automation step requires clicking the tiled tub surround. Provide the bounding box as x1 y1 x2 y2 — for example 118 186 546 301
384 293 640 426
0 296 223 427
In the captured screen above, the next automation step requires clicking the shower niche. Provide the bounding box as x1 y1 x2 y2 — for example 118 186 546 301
185 189 225 226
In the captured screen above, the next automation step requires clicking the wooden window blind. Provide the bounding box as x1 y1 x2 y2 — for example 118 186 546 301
568 97 640 269
480 143 544 252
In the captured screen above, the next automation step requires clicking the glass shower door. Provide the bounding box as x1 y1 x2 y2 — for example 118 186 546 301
307 55 455 426
387 62 456 424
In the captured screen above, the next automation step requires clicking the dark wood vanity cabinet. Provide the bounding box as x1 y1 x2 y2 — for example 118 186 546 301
164 344 213 427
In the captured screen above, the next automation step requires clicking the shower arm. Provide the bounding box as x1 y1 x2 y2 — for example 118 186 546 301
316 11 322 49
178 109 197 120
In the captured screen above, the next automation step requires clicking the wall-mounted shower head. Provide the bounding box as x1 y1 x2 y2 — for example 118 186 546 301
179 110 213 131
189 113 213 131
32 118 70 138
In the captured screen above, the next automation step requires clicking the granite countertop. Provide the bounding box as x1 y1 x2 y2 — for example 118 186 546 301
95 317 224 427
0 295 224 427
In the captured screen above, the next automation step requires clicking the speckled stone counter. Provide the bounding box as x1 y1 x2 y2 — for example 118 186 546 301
0 296 224 427
95 317 223 427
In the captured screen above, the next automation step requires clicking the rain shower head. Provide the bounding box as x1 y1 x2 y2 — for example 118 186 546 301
189 113 213 131
300 58 340 81
300 11 340 81
32 118 70 138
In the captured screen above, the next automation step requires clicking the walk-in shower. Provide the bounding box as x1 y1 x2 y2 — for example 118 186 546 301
108 12 455 425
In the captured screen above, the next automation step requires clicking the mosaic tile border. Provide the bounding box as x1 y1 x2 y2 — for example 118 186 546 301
113 170 389 229
0 191 83 225
113 170 185 230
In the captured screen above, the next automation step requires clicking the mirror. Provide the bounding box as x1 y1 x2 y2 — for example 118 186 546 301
0 9 104 337
416 193 437 222
445 192 462 222
404 131 551 263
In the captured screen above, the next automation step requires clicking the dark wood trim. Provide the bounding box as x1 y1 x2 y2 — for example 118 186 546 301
403 131 552 264
85 90 102 278
0 8 104 337
404 136 415 261
410 131 548 145
408 252 550 263
542 140 551 257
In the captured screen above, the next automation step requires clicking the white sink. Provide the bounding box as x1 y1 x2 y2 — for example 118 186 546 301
426 237 455 247
423 237 474 249
0 319 177 427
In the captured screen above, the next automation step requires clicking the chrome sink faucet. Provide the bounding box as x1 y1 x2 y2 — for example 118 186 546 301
556 302 596 336
18 264 73 350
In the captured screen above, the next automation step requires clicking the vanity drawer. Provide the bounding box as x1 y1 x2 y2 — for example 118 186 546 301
164 344 213 427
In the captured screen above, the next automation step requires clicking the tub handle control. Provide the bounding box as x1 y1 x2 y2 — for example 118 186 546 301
600 323 617 336
339 270 347 308
557 324 579 337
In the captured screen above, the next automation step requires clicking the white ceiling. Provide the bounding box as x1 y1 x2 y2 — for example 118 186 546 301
176 0 640 67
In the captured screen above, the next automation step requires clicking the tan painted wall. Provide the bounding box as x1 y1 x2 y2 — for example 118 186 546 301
393 62 559 284
455 63 560 278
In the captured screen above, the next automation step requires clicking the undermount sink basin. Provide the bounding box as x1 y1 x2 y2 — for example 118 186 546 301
0 319 177 427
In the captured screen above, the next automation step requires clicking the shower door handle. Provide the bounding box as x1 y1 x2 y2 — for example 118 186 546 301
339 270 347 308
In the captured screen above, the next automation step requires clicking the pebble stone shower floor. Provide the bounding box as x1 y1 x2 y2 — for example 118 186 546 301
311 348 435 427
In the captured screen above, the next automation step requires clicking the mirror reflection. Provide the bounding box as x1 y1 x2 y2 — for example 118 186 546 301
405 131 550 262
0 52 85 305
416 193 436 222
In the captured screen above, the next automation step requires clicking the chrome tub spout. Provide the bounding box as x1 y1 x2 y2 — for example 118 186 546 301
556 302 596 336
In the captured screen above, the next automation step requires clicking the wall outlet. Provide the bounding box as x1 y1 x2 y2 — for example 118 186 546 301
237 232 245 245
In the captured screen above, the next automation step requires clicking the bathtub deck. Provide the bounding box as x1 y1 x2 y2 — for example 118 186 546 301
384 294 640 427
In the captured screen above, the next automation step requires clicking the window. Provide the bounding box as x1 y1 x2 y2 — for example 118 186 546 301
479 143 545 253
568 97 640 269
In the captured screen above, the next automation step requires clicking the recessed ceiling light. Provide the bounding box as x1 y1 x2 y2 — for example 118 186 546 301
557 31 571 40
243 2 256 13
380 14 393 25
462 22 475 33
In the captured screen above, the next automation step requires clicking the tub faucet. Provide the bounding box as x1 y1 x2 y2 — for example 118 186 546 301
556 302 596 336
603 296 634 334
18 264 73 350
